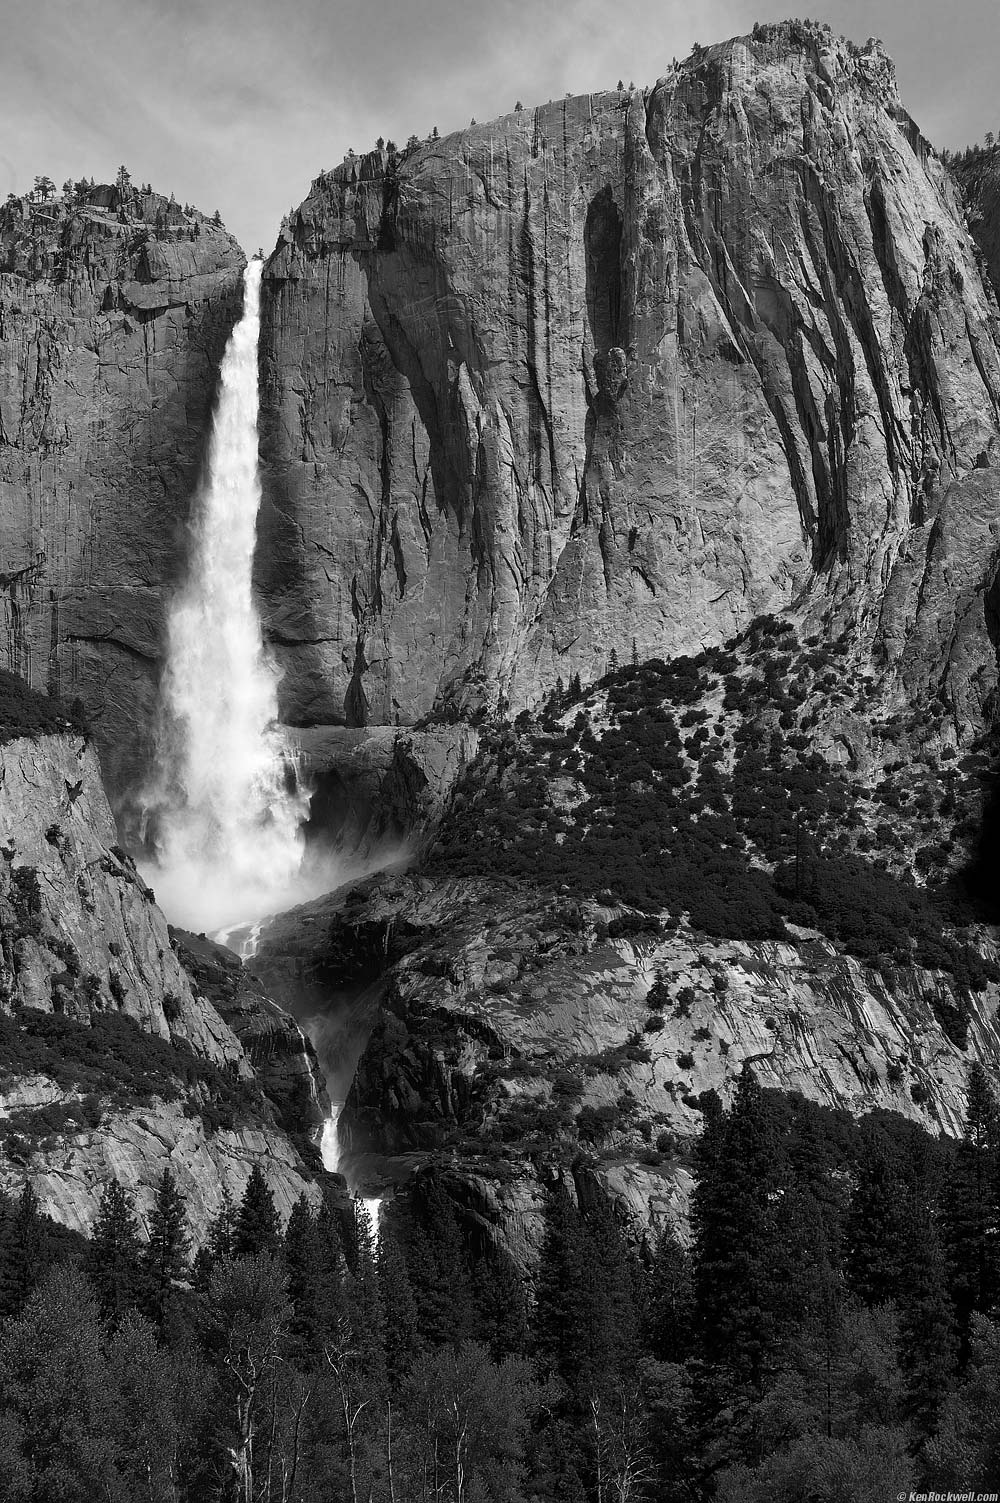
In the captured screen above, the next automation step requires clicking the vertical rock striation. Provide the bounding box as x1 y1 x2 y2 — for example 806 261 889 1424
259 23 1000 736
0 184 245 797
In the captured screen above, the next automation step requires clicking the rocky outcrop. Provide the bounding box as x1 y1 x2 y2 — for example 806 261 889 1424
0 732 322 1237
0 734 237 1060
0 184 244 798
337 875 1000 1138
292 722 479 858
0 1083 318 1244
171 928 330 1136
314 870 1000 1254
259 22 1000 738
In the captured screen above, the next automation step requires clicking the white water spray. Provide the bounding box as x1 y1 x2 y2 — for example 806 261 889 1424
320 1106 343 1174
144 260 308 931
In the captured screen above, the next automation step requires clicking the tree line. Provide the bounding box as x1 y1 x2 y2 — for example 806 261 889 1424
3 1065 1000 1499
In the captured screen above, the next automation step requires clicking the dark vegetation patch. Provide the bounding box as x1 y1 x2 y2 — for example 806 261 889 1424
0 670 88 743
430 616 998 1048
0 1009 268 1144
0 1055 993 1502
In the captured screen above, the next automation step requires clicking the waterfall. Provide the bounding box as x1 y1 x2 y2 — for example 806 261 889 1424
319 1101 382 1237
144 258 381 1227
143 259 308 932
320 1104 343 1173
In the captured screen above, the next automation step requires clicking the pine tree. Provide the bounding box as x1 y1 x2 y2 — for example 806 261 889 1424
588 1200 642 1379
535 1181 641 1401
0 1181 45 1321
192 1189 237 1290
691 1066 784 1390
377 1217 421 1386
944 1064 999 1364
645 1225 694 1362
535 1180 580 1379
927 1313 1000 1486
785 1104 848 1256
142 1169 189 1333
343 1202 386 1397
898 1195 958 1437
284 1194 332 1358
209 1189 237 1260
0 1265 115 1494
402 1178 477 1348
233 1166 281 1257
845 1126 908 1306
769 1186 834 1346
474 1249 531 1361
87 1180 141 1326
317 1197 347 1291
787 1246 848 1444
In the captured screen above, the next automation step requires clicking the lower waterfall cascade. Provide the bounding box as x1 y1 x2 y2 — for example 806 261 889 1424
319 1102 382 1236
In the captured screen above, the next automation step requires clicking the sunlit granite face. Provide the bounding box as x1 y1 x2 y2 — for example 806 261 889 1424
258 27 1000 742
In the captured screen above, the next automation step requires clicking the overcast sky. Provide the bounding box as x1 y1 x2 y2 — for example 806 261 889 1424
3 0 998 252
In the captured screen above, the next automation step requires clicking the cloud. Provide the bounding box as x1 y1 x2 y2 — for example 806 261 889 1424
2 0 997 251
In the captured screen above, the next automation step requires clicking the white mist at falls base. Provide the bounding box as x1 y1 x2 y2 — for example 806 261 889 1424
142 259 308 933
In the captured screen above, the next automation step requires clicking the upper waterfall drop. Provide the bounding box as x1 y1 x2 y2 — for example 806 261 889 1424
144 259 308 932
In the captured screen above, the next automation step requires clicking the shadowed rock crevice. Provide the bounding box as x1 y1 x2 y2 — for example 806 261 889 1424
585 187 624 357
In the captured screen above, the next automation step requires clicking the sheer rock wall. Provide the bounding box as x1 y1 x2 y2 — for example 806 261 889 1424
259 26 1000 736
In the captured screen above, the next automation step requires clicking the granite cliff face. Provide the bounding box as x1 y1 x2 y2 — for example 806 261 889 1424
0 184 244 796
0 731 324 1240
259 22 1000 738
0 733 231 1056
